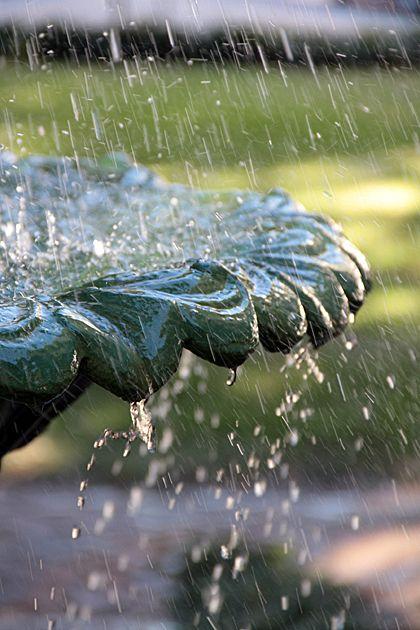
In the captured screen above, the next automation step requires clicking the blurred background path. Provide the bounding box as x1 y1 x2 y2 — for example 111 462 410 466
2 480 420 627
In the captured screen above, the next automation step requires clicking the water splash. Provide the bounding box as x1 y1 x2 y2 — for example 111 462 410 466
129 400 156 454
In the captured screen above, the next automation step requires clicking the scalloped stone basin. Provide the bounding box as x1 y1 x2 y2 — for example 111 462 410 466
0 153 370 458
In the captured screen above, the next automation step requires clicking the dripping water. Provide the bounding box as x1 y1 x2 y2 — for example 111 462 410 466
226 368 237 387
72 398 155 537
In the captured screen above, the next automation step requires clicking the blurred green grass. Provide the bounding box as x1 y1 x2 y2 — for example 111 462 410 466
1 61 419 481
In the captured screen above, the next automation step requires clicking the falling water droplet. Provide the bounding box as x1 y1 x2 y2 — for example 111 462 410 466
220 545 231 560
93 437 105 449
71 526 81 540
301 579 312 597
232 554 248 578
86 455 95 471
386 374 396 389
281 595 289 611
254 479 267 497
351 515 360 530
226 368 237 386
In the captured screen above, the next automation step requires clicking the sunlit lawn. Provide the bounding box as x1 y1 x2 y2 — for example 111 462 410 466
1 61 419 480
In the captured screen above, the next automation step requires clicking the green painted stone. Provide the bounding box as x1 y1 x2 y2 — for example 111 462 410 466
0 153 371 456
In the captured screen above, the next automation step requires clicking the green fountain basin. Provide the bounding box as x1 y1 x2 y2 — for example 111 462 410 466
0 152 370 457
